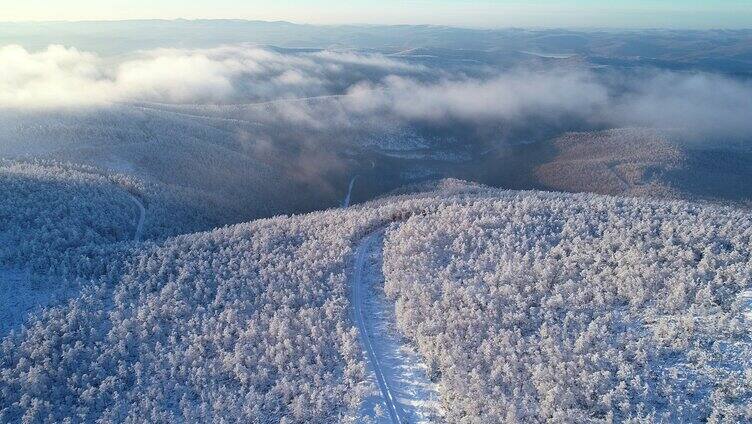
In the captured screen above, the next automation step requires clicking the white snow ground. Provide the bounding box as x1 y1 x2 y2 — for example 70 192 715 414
353 230 443 423
742 289 752 322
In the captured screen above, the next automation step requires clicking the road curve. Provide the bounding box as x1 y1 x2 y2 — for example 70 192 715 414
352 231 406 424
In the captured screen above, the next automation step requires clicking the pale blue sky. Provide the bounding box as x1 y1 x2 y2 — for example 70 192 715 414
5 0 752 28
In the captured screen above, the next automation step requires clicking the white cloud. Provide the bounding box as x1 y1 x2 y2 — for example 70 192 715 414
344 70 608 122
0 45 242 107
309 50 424 72
340 68 752 138
0 45 113 107
610 71 752 138
3 44 752 140
114 53 238 103
273 70 321 87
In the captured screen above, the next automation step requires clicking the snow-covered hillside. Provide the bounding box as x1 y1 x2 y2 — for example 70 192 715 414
0 106 352 230
0 161 137 273
383 189 752 422
1 181 750 422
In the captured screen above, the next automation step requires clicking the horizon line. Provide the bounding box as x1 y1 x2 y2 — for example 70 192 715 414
1 18 750 32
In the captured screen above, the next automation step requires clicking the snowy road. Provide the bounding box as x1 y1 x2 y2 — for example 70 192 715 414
742 289 752 321
342 175 358 208
129 194 146 242
352 230 442 423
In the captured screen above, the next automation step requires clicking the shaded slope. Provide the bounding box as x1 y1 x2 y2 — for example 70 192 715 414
535 128 752 204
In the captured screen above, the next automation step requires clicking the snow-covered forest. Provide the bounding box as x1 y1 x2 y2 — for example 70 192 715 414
0 160 218 274
383 190 752 422
1 182 750 422
0 183 426 422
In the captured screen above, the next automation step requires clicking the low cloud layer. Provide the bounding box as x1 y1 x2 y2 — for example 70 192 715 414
0 44 423 107
344 71 609 122
610 71 752 138
3 44 752 139
346 70 752 140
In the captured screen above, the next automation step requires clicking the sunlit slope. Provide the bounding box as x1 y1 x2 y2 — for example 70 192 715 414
1 182 750 422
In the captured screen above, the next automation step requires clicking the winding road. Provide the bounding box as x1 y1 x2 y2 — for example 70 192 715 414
352 230 442 423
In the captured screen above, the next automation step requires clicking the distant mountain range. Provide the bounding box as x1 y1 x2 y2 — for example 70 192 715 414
2 20 751 75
